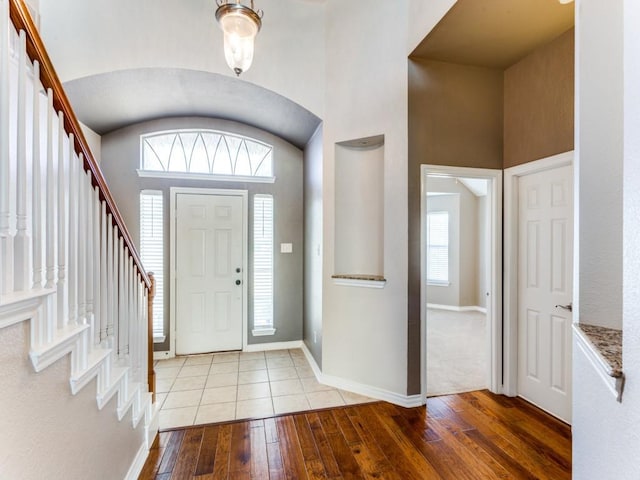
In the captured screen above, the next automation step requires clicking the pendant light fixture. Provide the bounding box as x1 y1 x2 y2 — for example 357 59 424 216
215 0 263 77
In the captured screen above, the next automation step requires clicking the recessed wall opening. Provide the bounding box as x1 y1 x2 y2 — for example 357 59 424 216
333 135 385 285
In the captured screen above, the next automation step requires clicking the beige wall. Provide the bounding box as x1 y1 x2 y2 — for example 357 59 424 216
407 28 574 393
407 59 502 393
408 58 504 170
504 28 575 168
0 322 145 480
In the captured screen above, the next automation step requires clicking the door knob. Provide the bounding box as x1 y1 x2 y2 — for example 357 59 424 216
555 303 573 312
235 279 241 285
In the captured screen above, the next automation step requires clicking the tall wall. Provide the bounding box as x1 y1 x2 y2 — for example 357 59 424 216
0 322 145 480
321 0 410 396
576 1 622 331
572 0 640 477
100 117 303 350
303 124 323 367
504 28 575 168
407 58 503 393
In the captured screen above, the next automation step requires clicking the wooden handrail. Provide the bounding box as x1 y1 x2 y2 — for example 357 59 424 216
147 274 156 403
8 0 150 289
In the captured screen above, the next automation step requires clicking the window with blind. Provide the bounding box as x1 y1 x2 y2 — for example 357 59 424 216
140 190 165 341
427 211 449 284
253 195 275 335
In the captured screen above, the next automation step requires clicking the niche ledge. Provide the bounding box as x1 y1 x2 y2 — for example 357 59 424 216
332 274 387 289
573 323 624 402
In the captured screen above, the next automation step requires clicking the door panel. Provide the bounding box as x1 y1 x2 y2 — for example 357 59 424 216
176 193 244 355
517 165 573 423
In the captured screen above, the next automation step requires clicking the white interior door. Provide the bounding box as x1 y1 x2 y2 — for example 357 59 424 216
175 193 244 355
517 164 573 423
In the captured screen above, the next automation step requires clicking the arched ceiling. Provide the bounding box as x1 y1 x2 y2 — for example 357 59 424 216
64 68 321 149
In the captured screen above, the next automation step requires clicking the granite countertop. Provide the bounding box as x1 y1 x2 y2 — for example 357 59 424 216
331 274 386 282
578 324 623 377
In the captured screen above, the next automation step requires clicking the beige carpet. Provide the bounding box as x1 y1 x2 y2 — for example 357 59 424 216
427 308 488 397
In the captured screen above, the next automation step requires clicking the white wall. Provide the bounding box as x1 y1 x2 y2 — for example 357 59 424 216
0 322 145 480
572 0 640 477
408 0 457 54
38 0 326 118
576 0 623 330
477 195 487 308
322 0 409 396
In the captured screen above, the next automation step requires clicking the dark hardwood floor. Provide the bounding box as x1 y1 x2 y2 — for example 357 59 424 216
139 390 571 479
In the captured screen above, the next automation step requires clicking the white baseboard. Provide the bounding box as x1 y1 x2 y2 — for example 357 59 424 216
427 303 487 314
300 343 425 409
124 440 149 480
153 340 305 360
243 340 303 352
125 394 160 480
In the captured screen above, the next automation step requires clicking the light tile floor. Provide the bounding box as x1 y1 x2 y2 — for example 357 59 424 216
155 348 375 430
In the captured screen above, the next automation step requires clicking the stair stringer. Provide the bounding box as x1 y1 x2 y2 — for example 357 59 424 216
0 289 157 434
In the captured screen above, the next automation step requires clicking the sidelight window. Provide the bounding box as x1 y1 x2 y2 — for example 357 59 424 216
253 194 275 335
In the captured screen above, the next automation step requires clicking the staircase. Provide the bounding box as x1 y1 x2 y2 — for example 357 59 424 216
0 1 158 478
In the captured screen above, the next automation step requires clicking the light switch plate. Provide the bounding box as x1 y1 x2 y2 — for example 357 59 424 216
280 243 293 253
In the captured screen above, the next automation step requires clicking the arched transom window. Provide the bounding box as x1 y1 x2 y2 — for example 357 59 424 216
139 129 274 181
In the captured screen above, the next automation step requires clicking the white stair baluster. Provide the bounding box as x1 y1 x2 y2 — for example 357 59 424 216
77 159 87 326
67 134 77 327
93 186 101 346
14 29 29 291
118 235 124 358
128 255 133 358
0 0 12 295
133 271 140 379
121 246 129 358
56 111 67 327
44 89 55 290
106 213 113 343
112 224 119 353
31 60 42 289
85 170 94 340
129 257 135 360
100 201 108 343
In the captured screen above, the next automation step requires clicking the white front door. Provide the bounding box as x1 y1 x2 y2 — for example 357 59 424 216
175 193 244 355
517 164 573 423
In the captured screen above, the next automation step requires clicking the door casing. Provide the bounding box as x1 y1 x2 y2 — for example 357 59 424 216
420 165 503 398
169 187 249 358
503 151 575 398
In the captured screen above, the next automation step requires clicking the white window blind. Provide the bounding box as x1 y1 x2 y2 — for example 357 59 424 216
140 191 165 340
253 195 274 333
427 211 449 284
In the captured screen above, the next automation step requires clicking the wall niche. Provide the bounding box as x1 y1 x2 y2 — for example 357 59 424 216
333 134 385 287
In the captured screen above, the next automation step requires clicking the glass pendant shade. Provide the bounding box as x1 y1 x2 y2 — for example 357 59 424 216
216 2 262 76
